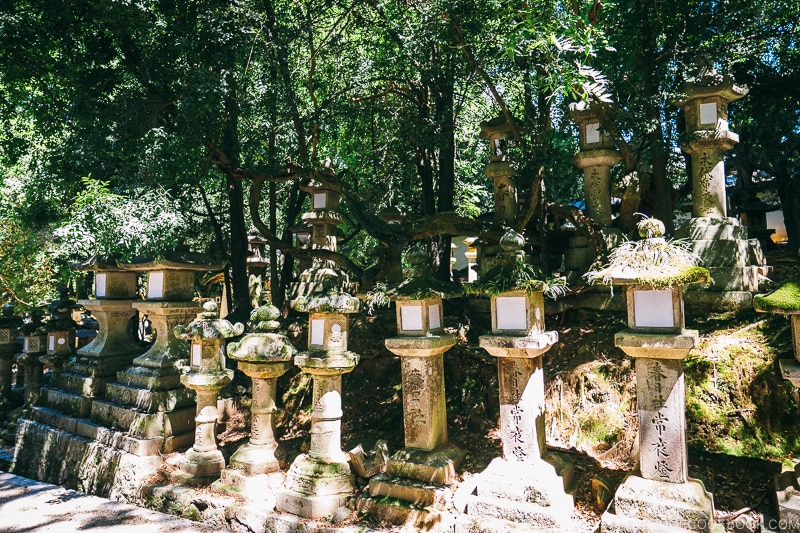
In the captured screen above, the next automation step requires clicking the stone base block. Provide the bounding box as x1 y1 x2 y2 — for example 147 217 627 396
51 370 114 398
684 289 755 313
65 354 137 380
213 468 283 503
476 456 574 508
369 472 452 507
387 441 466 485
275 488 351 519
11 418 163 502
688 239 749 267
698 266 764 292
455 513 562 532
354 495 455 531
40 387 93 418
675 217 746 241
90 399 195 439
174 448 226 481
775 465 800 532
228 441 281 476
465 493 566 531
116 365 183 391
104 381 195 412
276 453 355 518
600 475 722 533
780 359 800 388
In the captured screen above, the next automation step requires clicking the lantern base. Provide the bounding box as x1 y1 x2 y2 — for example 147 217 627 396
600 474 722 533
386 441 466 486
213 468 284 503
456 456 574 532
170 448 226 486
276 453 355 518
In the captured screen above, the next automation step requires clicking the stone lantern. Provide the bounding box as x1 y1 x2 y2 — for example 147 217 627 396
14 310 46 406
300 173 344 252
276 282 361 518
290 221 314 274
458 231 569 532
753 279 800 526
215 302 296 503
91 251 224 454
480 116 522 227
171 301 243 485
359 247 465 526
0 303 23 403
587 220 721 532
40 286 80 371
377 205 407 286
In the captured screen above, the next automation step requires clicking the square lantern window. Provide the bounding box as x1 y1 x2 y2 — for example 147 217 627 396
145 270 195 301
313 192 328 210
23 336 43 353
585 122 601 145
627 285 684 331
191 342 203 368
491 290 545 335
395 298 444 336
699 102 717 125
95 271 137 299
0 328 12 345
47 331 72 355
308 312 349 352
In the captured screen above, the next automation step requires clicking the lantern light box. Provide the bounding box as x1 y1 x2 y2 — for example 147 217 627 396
396 299 444 336
147 272 165 299
585 122 601 145
627 285 684 331
191 343 203 368
699 102 717 125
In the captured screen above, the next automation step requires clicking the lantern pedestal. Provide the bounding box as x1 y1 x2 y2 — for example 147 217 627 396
276 352 359 518
600 283 722 532
215 327 294 502
15 336 45 406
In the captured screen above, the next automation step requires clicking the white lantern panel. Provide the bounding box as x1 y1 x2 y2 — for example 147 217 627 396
633 290 674 328
23 338 29 352
48 335 55 352
313 192 327 209
699 103 717 125
495 296 528 330
586 122 601 144
400 305 424 331
191 343 202 367
310 319 326 346
147 272 165 299
428 304 441 330
95 273 107 298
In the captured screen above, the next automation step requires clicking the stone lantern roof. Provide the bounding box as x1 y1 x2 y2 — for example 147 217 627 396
69 254 126 272
173 301 245 340
117 250 226 271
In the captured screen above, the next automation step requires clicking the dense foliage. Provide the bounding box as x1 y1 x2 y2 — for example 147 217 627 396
0 0 797 312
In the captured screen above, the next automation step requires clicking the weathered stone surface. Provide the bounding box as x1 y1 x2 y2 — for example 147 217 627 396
475 456 574 508
480 331 558 360
675 217 747 241
774 465 800 533
688 239 749 267
387 441 466 485
76 299 139 358
614 330 698 361
213 468 283 503
91 399 195 439
355 496 455 532
104 380 195 412
465 493 563 530
601 475 720 532
348 440 388 478
684 288 755 312
368 472 451 507
39 388 93 418
397 350 447 450
11 419 162 502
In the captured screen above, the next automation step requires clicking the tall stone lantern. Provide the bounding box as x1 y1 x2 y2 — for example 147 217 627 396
360 247 465 526
458 230 570 531
171 301 243 485
40 286 80 373
586 219 722 533
276 277 361 518
753 279 800 527
15 311 47 406
0 303 23 403
215 302 296 503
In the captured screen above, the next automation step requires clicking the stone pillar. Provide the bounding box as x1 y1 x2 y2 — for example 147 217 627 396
0 304 23 403
458 289 571 532
216 303 295 502
600 282 723 532
276 293 361 518
171 301 241 485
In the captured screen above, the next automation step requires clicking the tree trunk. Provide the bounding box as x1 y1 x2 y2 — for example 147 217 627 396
434 55 456 281
777 174 800 253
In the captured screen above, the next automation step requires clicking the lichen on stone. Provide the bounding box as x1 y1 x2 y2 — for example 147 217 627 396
754 279 800 314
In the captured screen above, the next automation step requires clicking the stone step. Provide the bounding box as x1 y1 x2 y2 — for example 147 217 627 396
116 366 183 391
90 399 195 439
354 495 454 531
609 476 716 531
104 381 195 413
40 387 93 418
473 456 575 510
368 472 451 507
455 513 562 533
465 493 566 530
600 507 724 533
51 370 112 398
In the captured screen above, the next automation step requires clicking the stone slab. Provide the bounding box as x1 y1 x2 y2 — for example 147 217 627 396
475 456 574 509
213 468 284 502
52 371 114 398
27 406 80 434
684 288 755 312
90 399 195 438
387 441 466 485
368 472 451 507
465 493 564 530
11 418 163 503
74 418 166 456
354 496 455 531
275 488 350 519
41 387 93 418
104 381 195 412
116 365 184 391
455 513 564 533
675 217 746 241
614 330 698 360
602 475 719 532
688 239 749 267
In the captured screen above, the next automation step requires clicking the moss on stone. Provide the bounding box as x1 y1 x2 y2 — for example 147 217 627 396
754 279 800 313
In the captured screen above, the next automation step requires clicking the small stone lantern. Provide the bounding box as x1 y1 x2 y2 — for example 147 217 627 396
0 303 23 402
41 286 80 369
300 174 344 251
15 311 46 406
172 301 243 484
277 280 361 518
215 302 296 503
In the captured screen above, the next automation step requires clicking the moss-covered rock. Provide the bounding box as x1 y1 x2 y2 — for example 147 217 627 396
754 279 800 314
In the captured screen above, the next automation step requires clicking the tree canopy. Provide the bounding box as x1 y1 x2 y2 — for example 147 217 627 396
1 0 797 313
